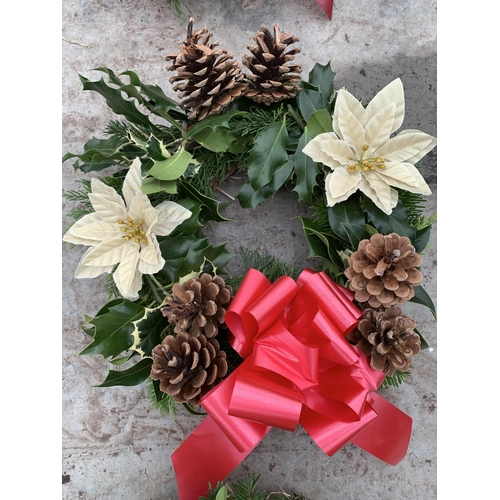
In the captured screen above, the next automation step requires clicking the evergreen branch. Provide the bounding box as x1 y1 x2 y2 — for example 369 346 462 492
239 248 299 281
146 378 178 416
198 474 310 500
380 369 412 389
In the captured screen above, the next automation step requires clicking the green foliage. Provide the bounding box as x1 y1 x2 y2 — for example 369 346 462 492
63 56 436 401
198 474 310 500
239 248 299 282
380 370 412 389
147 378 178 416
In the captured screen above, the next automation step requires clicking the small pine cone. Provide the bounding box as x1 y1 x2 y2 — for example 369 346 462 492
242 23 302 105
161 273 233 338
345 233 423 308
347 306 421 376
151 332 229 404
166 18 247 121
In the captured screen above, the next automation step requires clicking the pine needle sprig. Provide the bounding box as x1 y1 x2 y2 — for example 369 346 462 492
239 248 299 282
198 474 310 500
380 369 412 389
190 148 244 196
229 105 287 138
146 378 178 416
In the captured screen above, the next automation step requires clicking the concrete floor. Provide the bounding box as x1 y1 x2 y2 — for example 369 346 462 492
62 0 437 498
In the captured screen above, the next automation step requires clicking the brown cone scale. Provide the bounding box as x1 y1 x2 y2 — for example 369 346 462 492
347 306 421 376
166 18 247 120
345 233 423 308
242 23 302 105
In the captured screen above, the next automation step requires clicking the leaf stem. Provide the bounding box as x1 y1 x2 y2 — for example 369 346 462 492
144 274 167 305
287 104 305 130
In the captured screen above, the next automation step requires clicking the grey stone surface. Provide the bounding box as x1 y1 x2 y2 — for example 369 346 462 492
62 1 437 498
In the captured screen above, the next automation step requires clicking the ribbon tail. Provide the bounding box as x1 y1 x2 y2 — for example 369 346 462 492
350 393 413 465
316 0 334 19
172 415 264 500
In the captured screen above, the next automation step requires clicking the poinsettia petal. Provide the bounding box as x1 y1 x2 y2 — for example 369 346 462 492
303 133 347 169
365 78 405 134
325 168 361 206
375 162 431 195
88 191 128 224
364 102 396 152
138 235 165 274
317 135 356 167
114 245 142 301
81 238 128 267
74 248 115 278
336 104 365 156
62 213 103 246
359 175 398 214
375 130 435 164
153 201 192 236
122 158 143 208
396 129 437 164
333 88 366 133
70 220 123 243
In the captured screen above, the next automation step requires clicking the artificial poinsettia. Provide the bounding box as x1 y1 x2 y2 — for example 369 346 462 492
63 158 191 300
302 78 436 214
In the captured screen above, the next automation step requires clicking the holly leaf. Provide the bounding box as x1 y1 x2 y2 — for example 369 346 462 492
80 299 146 359
96 358 153 387
363 197 416 242
238 160 294 209
134 307 168 357
410 286 437 319
177 180 229 223
292 127 319 204
413 224 432 254
185 110 244 152
247 119 289 190
307 109 334 138
79 72 151 127
141 177 178 195
298 217 344 270
307 62 336 100
62 135 138 173
328 197 366 246
146 145 193 181
297 89 328 122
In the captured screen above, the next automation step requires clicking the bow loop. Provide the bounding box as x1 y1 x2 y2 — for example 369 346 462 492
172 269 413 500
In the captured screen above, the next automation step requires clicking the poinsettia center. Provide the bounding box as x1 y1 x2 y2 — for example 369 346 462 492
348 144 386 173
118 217 147 243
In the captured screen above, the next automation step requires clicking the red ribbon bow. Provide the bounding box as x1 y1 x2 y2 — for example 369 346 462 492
317 0 334 19
172 269 412 499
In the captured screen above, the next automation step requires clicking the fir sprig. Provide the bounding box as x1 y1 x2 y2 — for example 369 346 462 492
380 369 412 389
199 474 309 500
239 247 299 282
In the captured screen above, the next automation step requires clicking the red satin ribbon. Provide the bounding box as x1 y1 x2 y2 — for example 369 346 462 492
317 0 334 19
172 269 412 499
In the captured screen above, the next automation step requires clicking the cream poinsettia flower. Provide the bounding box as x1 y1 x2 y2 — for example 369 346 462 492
303 78 436 214
63 158 192 301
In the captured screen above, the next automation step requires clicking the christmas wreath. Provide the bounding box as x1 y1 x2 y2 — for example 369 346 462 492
62 18 436 500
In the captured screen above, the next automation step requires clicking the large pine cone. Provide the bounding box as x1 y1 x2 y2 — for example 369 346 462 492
347 306 421 376
161 273 233 338
344 233 423 308
166 18 247 121
242 24 302 105
151 332 228 404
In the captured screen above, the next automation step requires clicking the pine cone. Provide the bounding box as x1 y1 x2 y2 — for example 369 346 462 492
347 306 421 376
344 233 423 308
166 18 247 121
242 24 302 105
161 273 233 338
151 332 229 404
